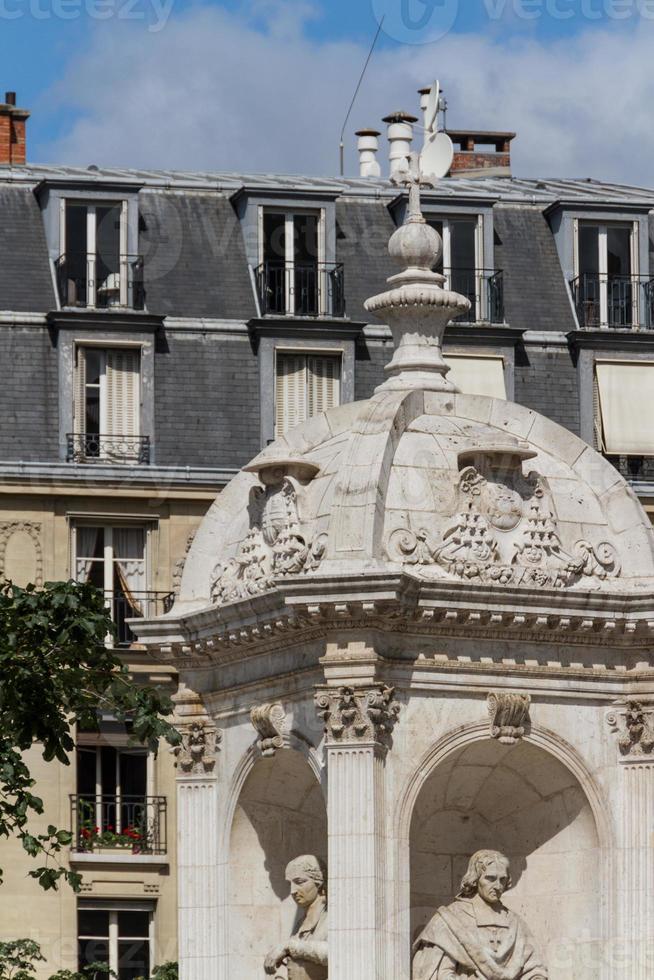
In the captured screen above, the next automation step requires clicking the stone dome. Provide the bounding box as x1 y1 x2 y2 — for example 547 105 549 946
173 172 654 617
176 387 654 613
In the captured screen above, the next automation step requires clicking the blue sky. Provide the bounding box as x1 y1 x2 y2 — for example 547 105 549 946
2 0 653 180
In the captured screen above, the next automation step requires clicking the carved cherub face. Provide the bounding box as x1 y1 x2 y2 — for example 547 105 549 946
477 860 509 905
288 872 320 909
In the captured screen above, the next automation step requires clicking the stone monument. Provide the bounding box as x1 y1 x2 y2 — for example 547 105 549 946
137 154 654 980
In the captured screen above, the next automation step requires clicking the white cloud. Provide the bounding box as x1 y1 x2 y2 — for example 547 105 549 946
39 2 654 186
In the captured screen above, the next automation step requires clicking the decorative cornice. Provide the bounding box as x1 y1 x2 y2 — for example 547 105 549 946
487 691 531 744
250 702 287 757
606 700 654 760
314 684 401 751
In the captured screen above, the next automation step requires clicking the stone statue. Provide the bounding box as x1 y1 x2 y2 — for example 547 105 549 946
412 850 547 979
264 855 328 979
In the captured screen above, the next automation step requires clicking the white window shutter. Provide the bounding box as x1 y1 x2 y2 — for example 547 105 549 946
106 349 140 437
74 346 87 434
307 355 341 417
275 354 307 436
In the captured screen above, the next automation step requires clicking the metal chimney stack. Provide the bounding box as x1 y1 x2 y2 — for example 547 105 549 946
355 129 381 178
382 111 418 176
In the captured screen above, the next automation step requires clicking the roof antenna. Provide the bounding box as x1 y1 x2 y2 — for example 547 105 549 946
339 15 385 177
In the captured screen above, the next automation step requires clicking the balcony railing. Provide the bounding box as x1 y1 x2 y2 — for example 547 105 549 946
104 591 175 646
255 261 345 318
443 268 505 323
67 433 151 465
571 273 654 329
56 252 145 310
70 794 167 855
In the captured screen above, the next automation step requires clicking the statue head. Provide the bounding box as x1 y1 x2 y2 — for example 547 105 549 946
458 850 511 905
285 855 327 909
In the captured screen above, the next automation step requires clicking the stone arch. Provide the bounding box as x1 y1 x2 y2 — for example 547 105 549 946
225 745 327 979
0 522 43 587
394 723 612 980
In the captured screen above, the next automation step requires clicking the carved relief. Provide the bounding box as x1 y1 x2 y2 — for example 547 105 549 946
388 454 620 589
314 685 401 749
251 702 287 757
172 529 196 596
607 701 654 758
174 721 221 774
487 692 531 744
0 522 43 588
211 475 326 606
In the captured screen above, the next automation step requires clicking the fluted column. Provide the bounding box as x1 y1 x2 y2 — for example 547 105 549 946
608 702 654 979
173 694 222 980
315 685 400 980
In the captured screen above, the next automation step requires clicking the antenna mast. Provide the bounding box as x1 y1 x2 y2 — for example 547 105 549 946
339 15 385 177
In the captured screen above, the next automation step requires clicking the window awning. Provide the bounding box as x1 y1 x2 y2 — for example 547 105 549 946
444 354 507 399
595 360 654 455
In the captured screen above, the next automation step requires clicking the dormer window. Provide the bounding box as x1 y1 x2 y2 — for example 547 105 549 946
56 200 144 310
572 220 644 329
256 207 344 318
427 215 502 323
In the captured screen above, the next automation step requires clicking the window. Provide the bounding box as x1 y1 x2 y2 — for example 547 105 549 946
57 200 144 310
427 216 487 320
75 524 147 643
256 208 344 317
78 906 152 980
574 221 639 328
444 354 506 399
76 743 149 845
71 346 147 464
594 360 654 455
275 352 341 436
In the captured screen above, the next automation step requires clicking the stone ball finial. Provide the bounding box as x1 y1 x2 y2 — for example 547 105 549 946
388 219 442 271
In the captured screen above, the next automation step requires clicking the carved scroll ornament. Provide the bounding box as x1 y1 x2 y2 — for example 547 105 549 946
250 702 287 757
488 692 531 745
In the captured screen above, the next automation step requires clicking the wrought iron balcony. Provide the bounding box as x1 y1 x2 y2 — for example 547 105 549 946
70 794 167 855
55 252 145 310
67 433 151 465
443 268 504 324
571 273 654 329
255 260 345 318
106 590 175 647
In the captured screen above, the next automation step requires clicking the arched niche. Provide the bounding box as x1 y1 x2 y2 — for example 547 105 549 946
409 737 603 980
228 747 327 979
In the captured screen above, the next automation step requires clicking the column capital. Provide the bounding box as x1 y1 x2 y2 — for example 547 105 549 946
172 683 221 776
314 683 401 752
607 700 654 761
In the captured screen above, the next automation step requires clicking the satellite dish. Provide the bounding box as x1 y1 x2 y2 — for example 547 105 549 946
420 130 454 179
425 80 440 135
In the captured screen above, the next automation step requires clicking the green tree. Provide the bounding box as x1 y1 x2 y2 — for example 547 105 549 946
0 580 179 892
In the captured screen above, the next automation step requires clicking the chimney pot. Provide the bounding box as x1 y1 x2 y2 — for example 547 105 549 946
382 111 418 177
5 91 16 106
355 129 381 179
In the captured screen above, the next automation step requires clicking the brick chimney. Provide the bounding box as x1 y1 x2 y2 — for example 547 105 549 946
447 129 516 178
0 92 29 166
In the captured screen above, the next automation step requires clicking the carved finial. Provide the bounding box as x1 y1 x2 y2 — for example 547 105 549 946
391 151 432 224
